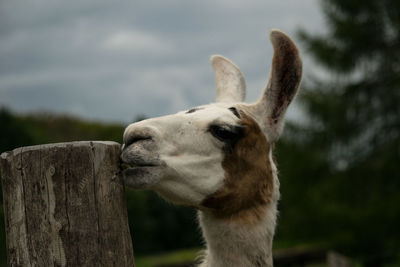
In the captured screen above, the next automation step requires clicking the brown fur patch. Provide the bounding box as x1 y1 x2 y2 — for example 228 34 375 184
201 112 274 224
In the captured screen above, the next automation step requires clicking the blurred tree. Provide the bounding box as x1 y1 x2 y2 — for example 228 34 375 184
293 0 400 265
0 108 34 152
126 189 201 255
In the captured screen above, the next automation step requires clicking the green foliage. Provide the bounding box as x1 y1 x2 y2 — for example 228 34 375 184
0 108 34 152
275 124 332 244
17 112 124 145
125 189 201 255
289 0 400 264
135 247 200 267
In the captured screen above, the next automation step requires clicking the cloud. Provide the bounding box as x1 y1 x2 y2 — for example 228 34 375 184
102 29 174 55
0 0 325 123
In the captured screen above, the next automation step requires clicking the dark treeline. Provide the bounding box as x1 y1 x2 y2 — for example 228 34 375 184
280 0 400 265
1 0 400 265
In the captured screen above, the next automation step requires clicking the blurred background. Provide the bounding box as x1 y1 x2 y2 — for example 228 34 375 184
1 0 399 266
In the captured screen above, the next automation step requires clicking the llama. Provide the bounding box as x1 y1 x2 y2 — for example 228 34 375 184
121 29 302 267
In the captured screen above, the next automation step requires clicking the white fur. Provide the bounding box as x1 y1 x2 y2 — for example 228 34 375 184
122 103 241 206
198 210 276 267
211 55 246 103
197 149 280 267
121 30 301 267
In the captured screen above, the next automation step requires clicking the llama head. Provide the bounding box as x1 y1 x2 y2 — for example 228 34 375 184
121 30 302 218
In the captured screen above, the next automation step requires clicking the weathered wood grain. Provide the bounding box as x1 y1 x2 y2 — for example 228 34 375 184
0 141 135 267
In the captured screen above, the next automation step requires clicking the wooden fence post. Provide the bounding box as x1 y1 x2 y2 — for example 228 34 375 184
0 141 135 267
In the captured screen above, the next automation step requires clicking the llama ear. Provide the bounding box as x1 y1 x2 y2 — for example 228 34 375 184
249 29 302 142
211 55 246 103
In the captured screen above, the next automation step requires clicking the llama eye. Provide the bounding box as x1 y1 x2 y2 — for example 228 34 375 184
209 125 244 143
186 108 197 114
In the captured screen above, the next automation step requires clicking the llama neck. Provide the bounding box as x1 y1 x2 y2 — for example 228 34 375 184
197 203 277 267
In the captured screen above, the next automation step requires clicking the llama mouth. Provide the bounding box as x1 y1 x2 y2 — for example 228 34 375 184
121 162 164 189
121 162 159 170
120 142 161 171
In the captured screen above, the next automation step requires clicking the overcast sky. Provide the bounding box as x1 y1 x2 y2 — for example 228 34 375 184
0 0 325 124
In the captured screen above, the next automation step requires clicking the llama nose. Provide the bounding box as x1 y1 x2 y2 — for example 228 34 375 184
123 126 157 149
124 135 152 148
